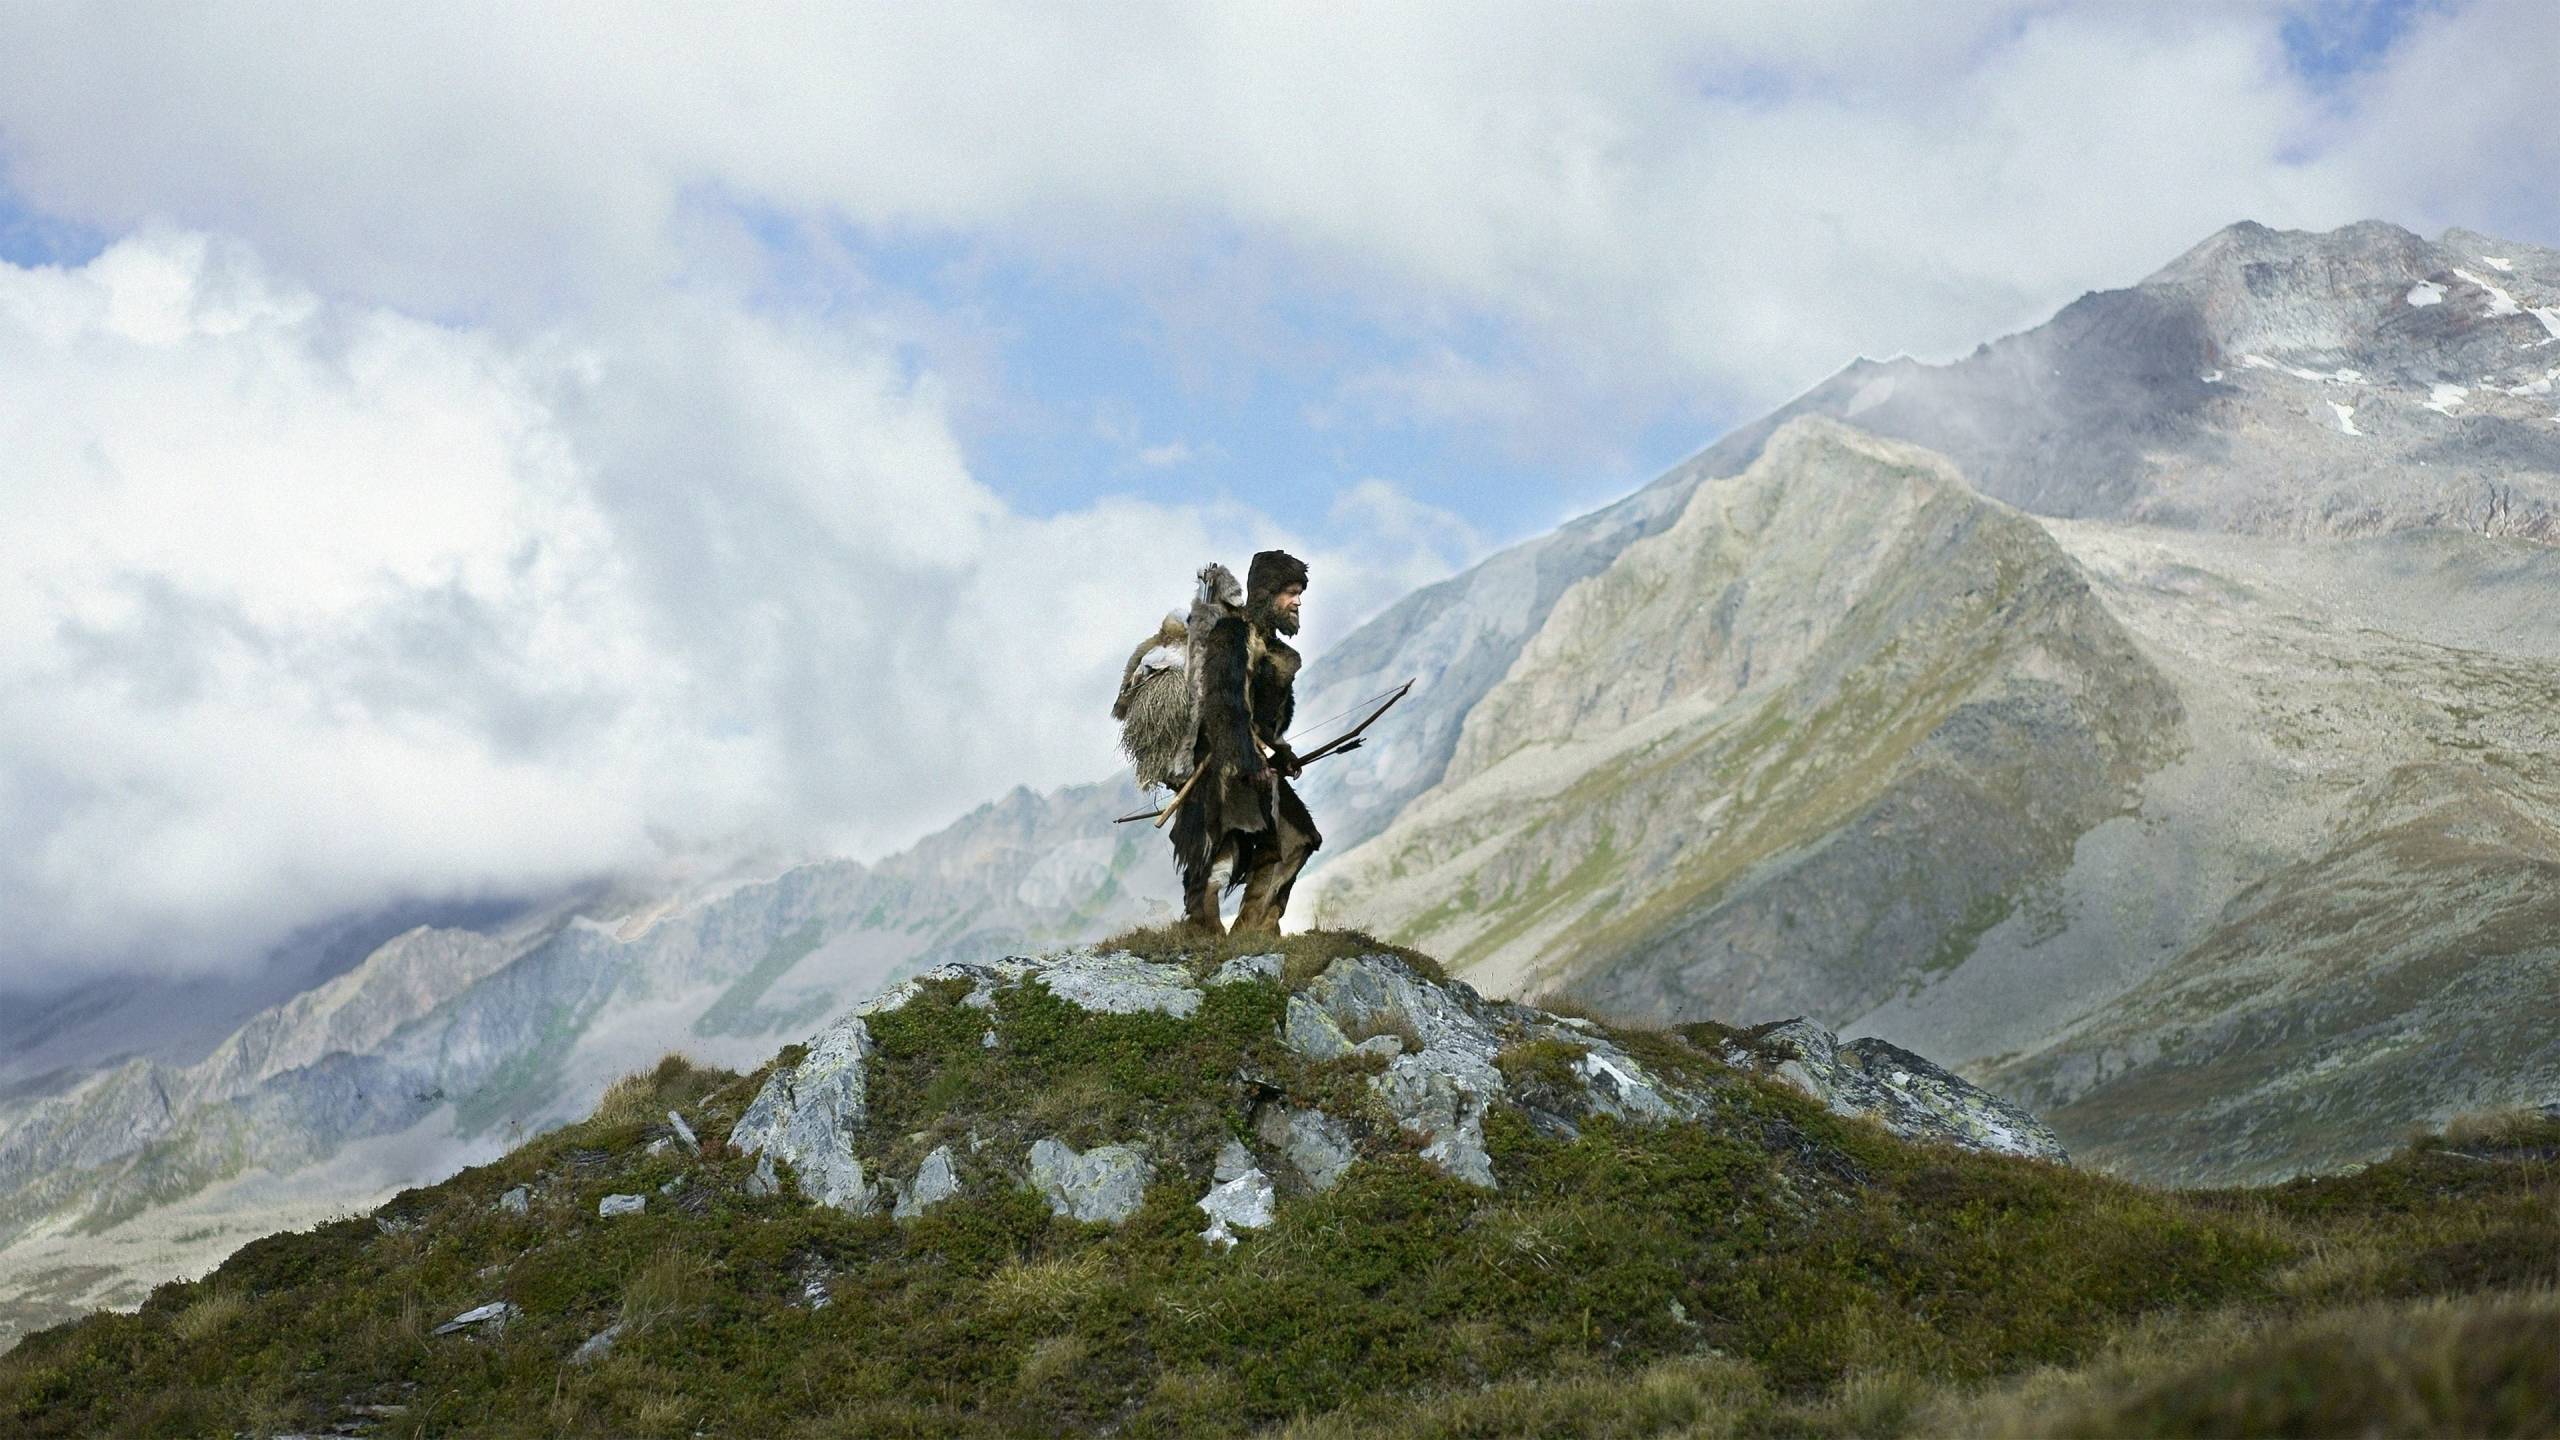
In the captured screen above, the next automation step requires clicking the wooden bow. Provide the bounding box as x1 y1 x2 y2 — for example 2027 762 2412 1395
1110 678 1415 826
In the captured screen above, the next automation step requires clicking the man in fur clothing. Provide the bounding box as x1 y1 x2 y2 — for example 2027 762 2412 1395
1171 549 1321 935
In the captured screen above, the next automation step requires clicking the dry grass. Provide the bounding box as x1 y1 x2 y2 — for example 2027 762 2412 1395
1265 1351 1767 1438
618 1250 712 1338
590 1051 729 1130
1017 1333 1091 1392
981 1249 1112 1326
2436 1105 2553 1149
1937 1290 2560 1438
167 1286 244 1343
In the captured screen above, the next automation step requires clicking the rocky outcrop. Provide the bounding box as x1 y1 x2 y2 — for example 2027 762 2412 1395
1741 1020 2067 1163
727 1016 879 1213
725 945 2061 1236
1026 1139 1153 1225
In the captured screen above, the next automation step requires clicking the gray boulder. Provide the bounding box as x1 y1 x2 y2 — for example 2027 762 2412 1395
495 1185 529 1216
570 1322 622 1365
1030 951 1202 1017
1293 954 1515 1188
1755 1018 2068 1163
598 1193 645 1218
1254 1104 1357 1193
1027 1137 1152 1224
729 1014 879 1212
1196 1168 1276 1249
1212 1137 1258 1182
1283 994 1354 1061
1211 952 1284 985
892 1144 961 1220
432 1301 519 1337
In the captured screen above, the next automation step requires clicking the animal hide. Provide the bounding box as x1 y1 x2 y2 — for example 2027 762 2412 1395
1113 612 1193 790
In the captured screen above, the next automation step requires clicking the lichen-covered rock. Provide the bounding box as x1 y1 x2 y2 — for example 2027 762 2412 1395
1754 1018 2068 1163
1283 994 1354 1061
1254 1104 1357 1193
1296 954 1516 1188
433 1301 519 1337
728 1014 879 1212
892 1144 961 1220
1570 1044 1698 1124
1372 1055 1498 1188
1030 951 1202 1017
1211 952 1283 985
598 1193 645 1218
494 1185 529 1216
1196 1168 1276 1249
1213 1138 1257 1182
1027 1137 1153 1224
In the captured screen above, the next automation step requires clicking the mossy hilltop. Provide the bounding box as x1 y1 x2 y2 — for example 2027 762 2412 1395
9 930 2560 1437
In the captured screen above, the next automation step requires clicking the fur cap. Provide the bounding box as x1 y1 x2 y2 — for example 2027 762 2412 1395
1246 549 1310 604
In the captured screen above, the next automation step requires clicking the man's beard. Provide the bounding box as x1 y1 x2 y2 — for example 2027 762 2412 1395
1252 596 1301 636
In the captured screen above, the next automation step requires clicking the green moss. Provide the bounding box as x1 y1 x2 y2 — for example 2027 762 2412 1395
1493 1038 1591 1093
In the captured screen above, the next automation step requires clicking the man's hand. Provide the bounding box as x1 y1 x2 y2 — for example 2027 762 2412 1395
1268 743 1303 781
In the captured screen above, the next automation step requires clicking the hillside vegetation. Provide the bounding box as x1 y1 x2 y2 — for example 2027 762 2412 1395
7 931 2560 1438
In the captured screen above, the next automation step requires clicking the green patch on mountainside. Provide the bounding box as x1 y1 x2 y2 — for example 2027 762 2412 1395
10 933 2560 1438
452 998 606 1140
694 922 832 1039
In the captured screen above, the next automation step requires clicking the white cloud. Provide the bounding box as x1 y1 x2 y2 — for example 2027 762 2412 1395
0 1 2503 451
0 232 1476 989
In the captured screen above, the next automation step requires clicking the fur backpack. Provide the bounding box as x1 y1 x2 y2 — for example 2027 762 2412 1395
1112 564 1244 791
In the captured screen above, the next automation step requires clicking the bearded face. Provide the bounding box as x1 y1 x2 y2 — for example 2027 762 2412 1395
1252 591 1301 636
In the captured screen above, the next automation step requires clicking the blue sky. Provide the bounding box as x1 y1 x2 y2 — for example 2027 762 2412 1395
0 0 2553 990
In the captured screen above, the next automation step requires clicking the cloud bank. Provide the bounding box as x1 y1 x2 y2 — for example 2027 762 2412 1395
0 233 1472 988
0 0 2554 988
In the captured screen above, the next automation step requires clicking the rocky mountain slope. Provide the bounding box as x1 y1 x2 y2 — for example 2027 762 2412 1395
11 934 2560 1438
1317 450 2560 1185
1309 417 2181 1021
1303 219 2560 1186
0 781 1176 1347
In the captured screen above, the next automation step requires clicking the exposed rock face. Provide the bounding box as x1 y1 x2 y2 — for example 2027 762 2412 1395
1254 1106 1358 1194
1028 954 1202 1018
1027 1139 1153 1225
432 1301 519 1337
728 1018 879 1213
1745 1020 2067 1164
1313 418 2182 1028
892 1145 961 1220
1196 1169 1276 1249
